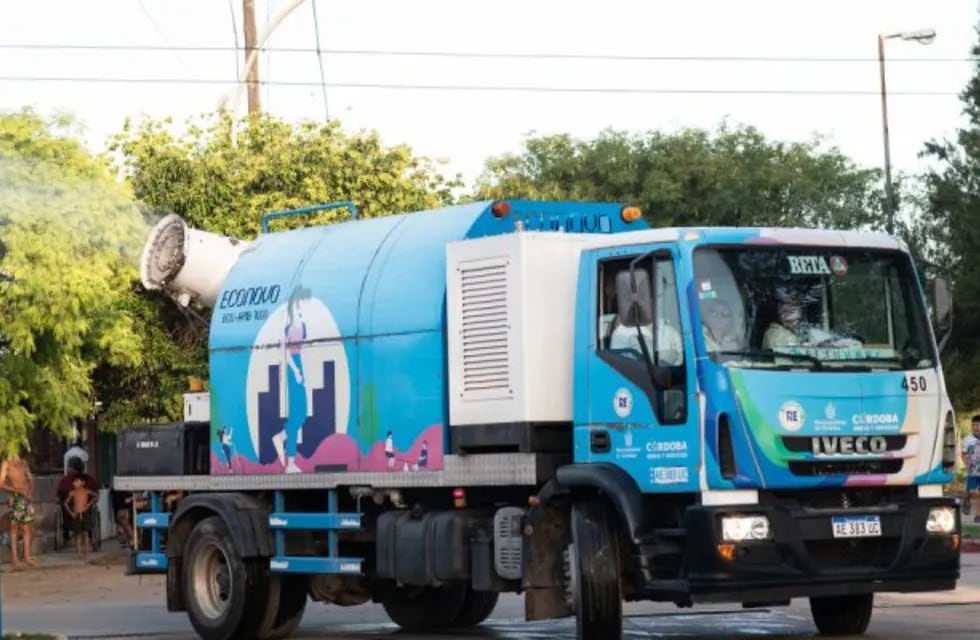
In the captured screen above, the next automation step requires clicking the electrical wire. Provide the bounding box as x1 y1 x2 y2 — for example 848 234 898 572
310 0 329 119
0 76 958 95
0 42 971 63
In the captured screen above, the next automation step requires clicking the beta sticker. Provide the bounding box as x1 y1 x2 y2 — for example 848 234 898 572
787 256 832 275
613 388 633 418
778 401 806 432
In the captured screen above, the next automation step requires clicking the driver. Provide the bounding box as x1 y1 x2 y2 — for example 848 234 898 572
763 291 805 350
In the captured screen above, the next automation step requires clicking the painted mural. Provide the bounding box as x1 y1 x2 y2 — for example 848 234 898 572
209 282 442 476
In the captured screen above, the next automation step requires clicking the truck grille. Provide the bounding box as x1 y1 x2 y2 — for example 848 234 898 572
788 459 903 476
782 435 907 454
805 538 899 571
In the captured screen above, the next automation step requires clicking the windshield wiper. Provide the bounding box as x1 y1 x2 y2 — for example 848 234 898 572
713 350 822 369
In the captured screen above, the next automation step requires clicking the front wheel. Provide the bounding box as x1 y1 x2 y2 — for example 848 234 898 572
451 589 499 627
569 498 623 640
182 516 269 640
810 593 873 636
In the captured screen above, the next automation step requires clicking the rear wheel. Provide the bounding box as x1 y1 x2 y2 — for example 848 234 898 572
451 589 499 627
380 584 467 632
810 593 874 636
182 516 269 640
257 574 308 640
569 498 623 640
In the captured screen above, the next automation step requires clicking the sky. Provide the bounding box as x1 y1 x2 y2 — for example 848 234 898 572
1 0 978 191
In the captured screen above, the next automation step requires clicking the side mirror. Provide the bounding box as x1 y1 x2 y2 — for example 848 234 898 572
930 277 953 353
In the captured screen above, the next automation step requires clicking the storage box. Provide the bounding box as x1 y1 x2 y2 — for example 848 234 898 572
183 392 210 423
116 422 211 476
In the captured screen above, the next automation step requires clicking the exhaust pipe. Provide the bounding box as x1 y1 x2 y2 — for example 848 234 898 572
140 214 250 308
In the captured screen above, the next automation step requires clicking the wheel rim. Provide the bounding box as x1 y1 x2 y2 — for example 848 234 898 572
191 541 232 620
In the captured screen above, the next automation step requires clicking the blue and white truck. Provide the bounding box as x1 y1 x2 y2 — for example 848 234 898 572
115 199 960 640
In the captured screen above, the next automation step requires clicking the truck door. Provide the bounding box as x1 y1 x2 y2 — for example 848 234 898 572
574 245 699 492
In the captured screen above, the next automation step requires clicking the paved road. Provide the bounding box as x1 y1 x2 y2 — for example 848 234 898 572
7 555 980 639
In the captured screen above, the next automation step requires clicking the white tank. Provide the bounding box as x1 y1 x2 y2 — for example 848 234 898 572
140 214 250 308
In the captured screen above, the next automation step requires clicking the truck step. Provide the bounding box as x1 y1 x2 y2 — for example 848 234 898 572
136 512 171 529
268 512 361 530
269 555 363 575
655 527 687 540
134 552 169 572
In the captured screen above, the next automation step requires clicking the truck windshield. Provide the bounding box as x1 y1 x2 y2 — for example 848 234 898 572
692 245 936 371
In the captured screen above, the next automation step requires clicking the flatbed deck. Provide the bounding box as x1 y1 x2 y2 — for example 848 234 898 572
113 452 563 492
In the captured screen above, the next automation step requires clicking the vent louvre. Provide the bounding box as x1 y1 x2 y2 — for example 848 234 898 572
460 261 511 397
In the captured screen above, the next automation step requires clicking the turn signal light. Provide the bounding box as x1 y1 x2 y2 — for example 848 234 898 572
491 200 511 218
621 205 642 223
717 543 736 561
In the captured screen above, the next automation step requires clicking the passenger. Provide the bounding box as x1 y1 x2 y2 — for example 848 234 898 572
608 269 683 366
701 298 742 352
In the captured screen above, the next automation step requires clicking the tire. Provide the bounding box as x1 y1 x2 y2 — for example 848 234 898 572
451 589 499 627
380 585 467 632
810 593 874 636
570 498 623 640
182 515 270 640
257 574 308 640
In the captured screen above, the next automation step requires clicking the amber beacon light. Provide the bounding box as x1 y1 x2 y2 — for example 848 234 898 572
621 205 643 223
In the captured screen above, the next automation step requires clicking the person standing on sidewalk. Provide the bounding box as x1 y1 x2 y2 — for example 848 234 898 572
962 415 980 523
0 453 36 569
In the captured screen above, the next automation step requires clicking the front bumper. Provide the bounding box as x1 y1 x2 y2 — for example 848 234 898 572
679 496 960 603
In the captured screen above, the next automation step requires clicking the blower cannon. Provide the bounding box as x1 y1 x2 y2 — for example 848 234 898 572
140 214 250 308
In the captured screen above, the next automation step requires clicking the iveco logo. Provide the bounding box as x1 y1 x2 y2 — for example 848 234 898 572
136 441 159 449
812 435 888 455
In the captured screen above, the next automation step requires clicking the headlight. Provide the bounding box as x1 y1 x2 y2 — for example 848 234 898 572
926 507 957 534
721 515 771 542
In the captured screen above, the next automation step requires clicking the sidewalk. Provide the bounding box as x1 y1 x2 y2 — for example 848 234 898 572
1 538 127 573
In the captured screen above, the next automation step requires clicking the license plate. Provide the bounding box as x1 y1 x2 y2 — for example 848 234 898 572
831 515 882 538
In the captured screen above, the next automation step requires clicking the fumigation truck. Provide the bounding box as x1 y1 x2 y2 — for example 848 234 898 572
114 198 961 640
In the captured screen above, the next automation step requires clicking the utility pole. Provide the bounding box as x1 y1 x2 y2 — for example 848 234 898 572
243 0 261 114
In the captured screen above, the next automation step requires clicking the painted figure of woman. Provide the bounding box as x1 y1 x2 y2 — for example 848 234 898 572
272 285 311 474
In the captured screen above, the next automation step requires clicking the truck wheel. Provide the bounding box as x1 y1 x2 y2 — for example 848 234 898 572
809 593 874 636
257 575 308 640
182 515 269 640
451 589 499 627
381 585 467 632
569 498 623 640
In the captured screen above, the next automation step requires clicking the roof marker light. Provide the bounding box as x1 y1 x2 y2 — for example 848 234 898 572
621 205 643 223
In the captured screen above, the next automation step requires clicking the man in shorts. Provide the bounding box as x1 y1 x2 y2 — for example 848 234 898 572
0 454 36 569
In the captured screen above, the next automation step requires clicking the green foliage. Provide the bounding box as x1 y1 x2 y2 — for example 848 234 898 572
0 109 148 454
475 124 885 230
108 113 462 239
919 27 980 409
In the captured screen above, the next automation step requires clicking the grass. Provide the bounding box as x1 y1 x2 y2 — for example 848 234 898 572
2 635 62 640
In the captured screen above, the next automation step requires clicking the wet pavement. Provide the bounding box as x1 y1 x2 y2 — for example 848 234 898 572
5 552 980 639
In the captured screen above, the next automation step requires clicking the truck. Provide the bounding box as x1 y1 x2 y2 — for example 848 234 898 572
115 198 961 640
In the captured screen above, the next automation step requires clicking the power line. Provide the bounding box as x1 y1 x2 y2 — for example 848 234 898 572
0 75 959 95
0 42 973 63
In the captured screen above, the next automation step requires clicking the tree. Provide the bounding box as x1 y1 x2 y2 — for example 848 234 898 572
920 26 980 409
109 114 461 239
0 110 149 454
475 124 885 231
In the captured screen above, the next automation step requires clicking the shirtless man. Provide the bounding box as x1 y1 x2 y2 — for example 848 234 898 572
65 476 98 558
0 455 36 569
